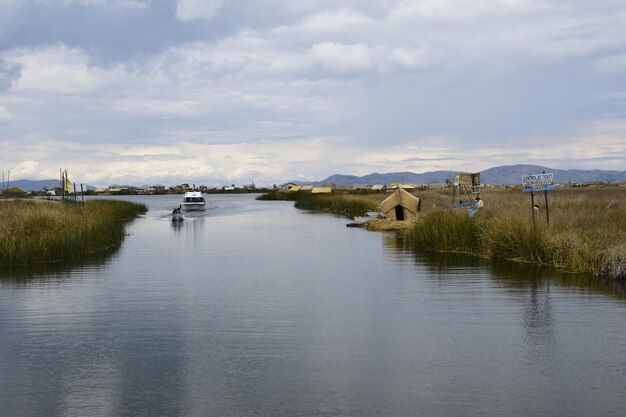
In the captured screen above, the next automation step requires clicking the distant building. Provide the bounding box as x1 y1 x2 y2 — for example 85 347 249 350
328 183 351 192
388 183 418 190
5 187 27 198
352 184 369 193
280 183 299 192
311 186 332 194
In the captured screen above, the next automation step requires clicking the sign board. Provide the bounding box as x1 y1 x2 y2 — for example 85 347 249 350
522 173 554 227
522 173 554 188
522 184 554 193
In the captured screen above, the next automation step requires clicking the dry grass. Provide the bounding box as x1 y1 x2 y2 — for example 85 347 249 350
407 186 626 280
0 199 146 266
364 219 416 232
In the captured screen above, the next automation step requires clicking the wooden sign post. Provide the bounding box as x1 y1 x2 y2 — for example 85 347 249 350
522 173 554 227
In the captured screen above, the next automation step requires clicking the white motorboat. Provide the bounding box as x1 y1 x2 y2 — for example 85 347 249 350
181 190 206 211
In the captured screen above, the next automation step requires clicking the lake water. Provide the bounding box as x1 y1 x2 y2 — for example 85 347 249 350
1 194 625 416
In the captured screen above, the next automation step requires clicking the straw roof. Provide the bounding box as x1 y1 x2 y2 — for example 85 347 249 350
380 188 420 220
311 186 332 194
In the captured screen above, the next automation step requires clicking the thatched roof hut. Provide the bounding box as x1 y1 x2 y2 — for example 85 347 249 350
380 188 420 221
311 186 332 194
4 187 28 198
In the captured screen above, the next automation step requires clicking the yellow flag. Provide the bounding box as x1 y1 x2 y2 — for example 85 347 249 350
64 171 71 193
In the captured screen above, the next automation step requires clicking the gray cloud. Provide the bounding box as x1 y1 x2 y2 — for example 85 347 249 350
0 58 21 91
0 0 625 185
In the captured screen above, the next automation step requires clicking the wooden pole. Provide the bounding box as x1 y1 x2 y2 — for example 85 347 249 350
73 183 77 203
60 169 65 201
542 171 550 227
80 184 85 206
544 188 550 227
531 190 536 228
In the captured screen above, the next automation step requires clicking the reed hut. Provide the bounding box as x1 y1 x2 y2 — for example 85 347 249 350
311 186 332 194
381 188 420 221
4 187 27 198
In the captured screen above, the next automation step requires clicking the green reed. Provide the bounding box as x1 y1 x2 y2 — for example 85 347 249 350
258 191 380 218
0 200 147 266
294 194 379 218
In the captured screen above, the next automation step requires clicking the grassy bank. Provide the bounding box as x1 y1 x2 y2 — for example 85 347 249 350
0 199 147 266
258 191 381 218
407 187 626 281
260 186 626 280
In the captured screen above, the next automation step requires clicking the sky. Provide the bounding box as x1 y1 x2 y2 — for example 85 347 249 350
1 0 625 187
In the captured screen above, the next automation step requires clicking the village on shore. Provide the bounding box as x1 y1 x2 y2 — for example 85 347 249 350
2 176 623 199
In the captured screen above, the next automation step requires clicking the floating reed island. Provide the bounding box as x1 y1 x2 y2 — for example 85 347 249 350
259 186 626 281
0 199 147 266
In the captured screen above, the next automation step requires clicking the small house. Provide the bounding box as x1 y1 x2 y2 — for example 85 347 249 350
388 183 418 190
329 183 351 193
380 188 421 221
352 184 369 193
5 187 27 198
311 186 332 194
280 183 299 192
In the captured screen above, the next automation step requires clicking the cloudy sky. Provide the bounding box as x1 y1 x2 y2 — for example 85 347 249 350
1 0 625 187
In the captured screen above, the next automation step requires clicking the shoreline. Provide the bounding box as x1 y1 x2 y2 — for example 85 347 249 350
259 187 626 281
0 199 147 267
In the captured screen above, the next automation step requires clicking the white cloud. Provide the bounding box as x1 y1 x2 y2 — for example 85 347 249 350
61 0 150 8
176 0 227 22
593 53 626 74
2 44 129 94
111 98 201 118
310 43 380 74
309 42 430 74
296 9 375 34
0 106 13 123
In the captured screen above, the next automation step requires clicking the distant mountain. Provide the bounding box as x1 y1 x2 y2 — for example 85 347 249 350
317 171 455 186
315 165 626 186
481 165 625 185
4 179 96 191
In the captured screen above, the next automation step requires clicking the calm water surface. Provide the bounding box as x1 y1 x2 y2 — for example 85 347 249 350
1 194 625 416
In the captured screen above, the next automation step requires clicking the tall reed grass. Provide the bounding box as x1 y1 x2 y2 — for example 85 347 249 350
258 191 380 218
407 187 626 280
0 199 147 266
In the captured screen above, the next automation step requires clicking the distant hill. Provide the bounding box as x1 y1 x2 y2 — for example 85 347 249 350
315 165 626 186
3 179 96 191
318 171 455 186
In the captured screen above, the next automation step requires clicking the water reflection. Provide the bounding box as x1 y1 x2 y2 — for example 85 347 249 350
522 279 556 340
386 234 626 298
490 262 626 299
171 218 184 232
0 247 120 285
